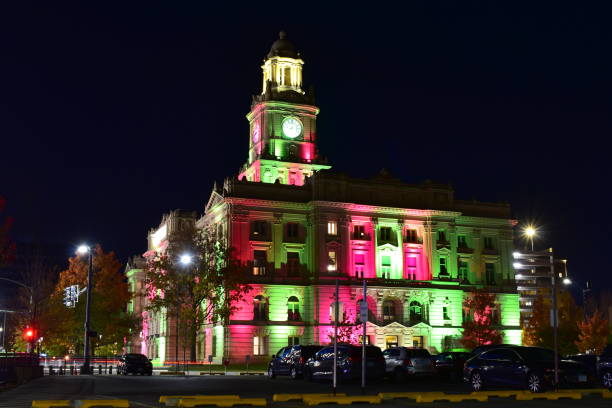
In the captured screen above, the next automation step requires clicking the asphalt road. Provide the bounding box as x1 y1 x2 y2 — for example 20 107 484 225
0 374 609 408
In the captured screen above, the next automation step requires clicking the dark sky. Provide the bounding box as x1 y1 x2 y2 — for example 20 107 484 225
1 2 611 294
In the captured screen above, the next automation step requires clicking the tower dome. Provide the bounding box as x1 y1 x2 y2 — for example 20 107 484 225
267 31 299 58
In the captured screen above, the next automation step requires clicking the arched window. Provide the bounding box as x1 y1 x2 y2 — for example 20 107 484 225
409 301 423 323
287 296 300 321
253 295 268 320
383 300 396 324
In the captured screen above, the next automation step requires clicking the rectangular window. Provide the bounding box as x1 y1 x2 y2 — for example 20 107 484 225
483 237 494 249
358 335 371 345
354 253 365 278
212 335 217 357
381 255 391 279
443 306 451 321
439 257 448 276
288 336 299 346
327 221 338 236
287 252 300 277
253 335 267 355
253 250 267 276
485 263 495 285
286 222 299 239
379 227 393 242
459 261 469 281
438 230 447 242
412 336 424 348
406 256 417 280
406 229 418 243
458 235 467 248
327 251 337 272
329 302 343 323
353 225 366 239
252 220 268 237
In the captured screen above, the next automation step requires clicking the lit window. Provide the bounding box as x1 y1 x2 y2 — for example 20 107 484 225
327 221 337 236
327 251 337 272
381 255 391 279
253 250 267 276
354 253 365 278
253 335 267 355
287 296 300 321
439 257 448 276
353 225 366 239
253 295 268 320
288 336 299 346
330 301 344 322
383 300 396 323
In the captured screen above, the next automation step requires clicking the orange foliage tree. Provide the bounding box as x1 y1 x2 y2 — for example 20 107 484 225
41 245 135 355
575 310 609 354
460 289 503 349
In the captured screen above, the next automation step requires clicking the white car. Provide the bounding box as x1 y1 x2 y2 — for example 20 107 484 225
383 347 436 382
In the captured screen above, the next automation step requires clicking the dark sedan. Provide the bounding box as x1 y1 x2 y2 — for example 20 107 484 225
434 352 471 381
268 345 323 379
117 353 153 376
303 345 385 382
464 346 590 392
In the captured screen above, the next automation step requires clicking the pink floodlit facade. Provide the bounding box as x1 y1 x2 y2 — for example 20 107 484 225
125 33 522 365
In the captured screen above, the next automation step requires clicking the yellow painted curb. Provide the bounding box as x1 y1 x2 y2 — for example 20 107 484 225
302 395 381 406
31 401 71 408
77 400 130 408
178 397 266 407
516 392 582 401
160 371 186 375
378 392 421 400
273 394 346 402
416 393 488 403
471 390 526 398
160 396 240 406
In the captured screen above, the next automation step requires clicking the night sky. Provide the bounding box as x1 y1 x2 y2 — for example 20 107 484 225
1 2 611 295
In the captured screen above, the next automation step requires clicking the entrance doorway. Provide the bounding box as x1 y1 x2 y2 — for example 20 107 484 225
385 335 398 349
412 335 424 348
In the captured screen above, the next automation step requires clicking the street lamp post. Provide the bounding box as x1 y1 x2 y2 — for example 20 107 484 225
77 244 94 375
0 277 34 352
178 254 193 375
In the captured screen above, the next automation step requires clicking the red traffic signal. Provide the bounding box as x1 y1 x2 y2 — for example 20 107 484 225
23 327 37 341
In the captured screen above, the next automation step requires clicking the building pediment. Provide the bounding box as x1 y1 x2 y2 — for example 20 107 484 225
205 189 225 214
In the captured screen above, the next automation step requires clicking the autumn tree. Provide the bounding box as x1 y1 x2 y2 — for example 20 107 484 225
41 245 135 355
144 225 251 362
327 310 359 345
575 310 609 354
460 289 503 349
523 291 581 355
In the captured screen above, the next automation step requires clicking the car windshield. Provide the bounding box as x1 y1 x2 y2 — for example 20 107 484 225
516 348 554 362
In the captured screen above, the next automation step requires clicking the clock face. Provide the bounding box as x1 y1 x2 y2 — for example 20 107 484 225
282 117 302 139
252 122 260 143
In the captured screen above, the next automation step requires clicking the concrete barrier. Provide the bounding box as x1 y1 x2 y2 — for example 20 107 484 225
273 394 346 402
302 395 381 406
416 393 488 403
516 391 582 401
31 401 71 408
160 395 239 407
178 397 267 407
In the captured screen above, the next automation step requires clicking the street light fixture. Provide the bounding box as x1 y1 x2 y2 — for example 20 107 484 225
176 253 193 374
523 225 537 251
76 244 94 374
180 254 193 265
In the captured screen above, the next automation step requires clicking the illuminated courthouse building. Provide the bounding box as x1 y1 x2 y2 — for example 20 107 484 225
127 32 521 364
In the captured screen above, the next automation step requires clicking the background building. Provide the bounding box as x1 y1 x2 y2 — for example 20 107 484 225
127 32 522 364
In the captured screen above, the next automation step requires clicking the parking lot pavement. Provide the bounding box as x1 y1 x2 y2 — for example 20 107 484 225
0 375 609 408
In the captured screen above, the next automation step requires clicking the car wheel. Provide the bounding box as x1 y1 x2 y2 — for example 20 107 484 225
393 368 405 383
602 371 612 390
122 368 128 376
471 371 484 392
290 366 298 380
527 373 544 393
267 366 276 379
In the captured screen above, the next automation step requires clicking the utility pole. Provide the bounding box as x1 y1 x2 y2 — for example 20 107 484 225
80 246 94 374
332 279 339 396
361 279 367 394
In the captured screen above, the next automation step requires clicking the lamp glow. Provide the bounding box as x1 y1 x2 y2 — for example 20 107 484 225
513 262 523 269
562 278 571 285
180 254 193 265
524 226 536 238
513 251 521 258
77 245 90 255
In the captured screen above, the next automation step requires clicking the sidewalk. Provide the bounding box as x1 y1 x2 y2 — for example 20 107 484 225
153 369 266 376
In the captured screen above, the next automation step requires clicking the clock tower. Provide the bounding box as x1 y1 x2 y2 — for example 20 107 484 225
238 31 331 186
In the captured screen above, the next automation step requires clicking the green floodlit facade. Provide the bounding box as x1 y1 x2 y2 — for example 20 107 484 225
125 32 521 364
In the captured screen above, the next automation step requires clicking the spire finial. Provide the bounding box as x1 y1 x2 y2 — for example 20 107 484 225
279 30 287 40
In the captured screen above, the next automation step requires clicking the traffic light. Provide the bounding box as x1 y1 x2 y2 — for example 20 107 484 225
23 327 37 342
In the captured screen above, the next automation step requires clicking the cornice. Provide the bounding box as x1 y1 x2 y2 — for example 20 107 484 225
311 201 461 218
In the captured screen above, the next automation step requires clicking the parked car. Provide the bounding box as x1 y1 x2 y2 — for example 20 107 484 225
303 345 385 382
564 353 598 378
433 352 471 381
117 353 153 376
267 345 323 379
464 346 590 393
468 344 516 359
597 344 612 389
383 347 435 382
